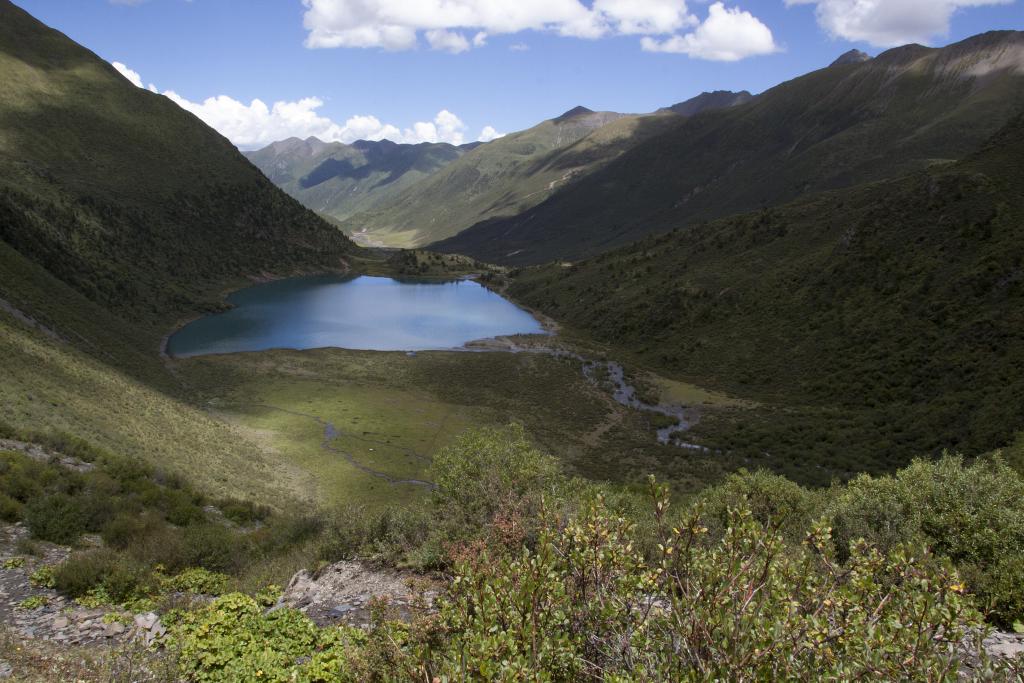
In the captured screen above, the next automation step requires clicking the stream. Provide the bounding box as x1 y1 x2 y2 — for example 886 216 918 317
489 342 710 452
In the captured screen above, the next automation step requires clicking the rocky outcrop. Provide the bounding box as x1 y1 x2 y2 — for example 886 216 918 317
273 560 438 628
0 439 94 473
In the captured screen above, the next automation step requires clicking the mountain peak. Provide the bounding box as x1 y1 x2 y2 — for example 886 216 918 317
554 106 594 123
666 91 753 117
830 49 872 67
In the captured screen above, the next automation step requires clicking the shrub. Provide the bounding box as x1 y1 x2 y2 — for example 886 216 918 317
101 512 153 550
54 549 152 604
182 524 240 574
0 492 21 522
125 523 188 571
54 549 123 598
698 468 819 544
826 454 1024 627
24 493 86 544
318 505 431 566
156 488 206 527
435 483 988 681
215 498 271 526
251 512 323 555
170 484 1002 682
430 424 561 542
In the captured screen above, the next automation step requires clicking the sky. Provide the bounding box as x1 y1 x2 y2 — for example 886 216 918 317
15 0 1024 150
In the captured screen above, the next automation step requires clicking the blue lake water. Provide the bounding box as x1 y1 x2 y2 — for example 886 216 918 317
165 275 545 357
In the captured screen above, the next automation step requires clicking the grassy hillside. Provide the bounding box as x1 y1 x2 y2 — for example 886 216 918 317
509 111 1024 482
244 137 469 238
437 32 1024 265
0 0 359 501
337 108 673 247
0 0 353 327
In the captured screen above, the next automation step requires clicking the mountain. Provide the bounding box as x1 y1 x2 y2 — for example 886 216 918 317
244 137 471 241
0 0 360 498
334 91 755 248
0 0 353 328
331 107 653 247
433 31 1024 265
830 49 872 67
662 90 754 116
509 110 1024 478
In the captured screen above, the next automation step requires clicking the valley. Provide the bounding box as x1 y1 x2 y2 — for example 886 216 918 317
3 0 1024 678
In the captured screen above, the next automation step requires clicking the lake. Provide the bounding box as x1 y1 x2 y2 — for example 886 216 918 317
165 274 546 357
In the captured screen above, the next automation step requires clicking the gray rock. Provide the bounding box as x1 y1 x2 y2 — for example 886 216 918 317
134 612 158 630
103 621 126 637
0 660 11 679
52 616 68 629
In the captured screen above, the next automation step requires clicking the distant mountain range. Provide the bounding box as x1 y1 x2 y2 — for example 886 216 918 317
247 32 1024 264
247 91 753 247
244 137 475 243
434 31 1024 264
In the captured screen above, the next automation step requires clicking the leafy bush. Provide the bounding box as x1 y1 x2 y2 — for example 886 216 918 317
24 493 86 544
0 491 21 522
53 548 153 603
18 596 49 610
167 593 356 682
101 512 153 550
698 468 819 543
161 568 230 596
29 565 55 589
54 549 127 598
181 524 240 574
318 505 431 566
170 483 1000 681
438 482 993 680
826 455 1024 627
430 424 561 546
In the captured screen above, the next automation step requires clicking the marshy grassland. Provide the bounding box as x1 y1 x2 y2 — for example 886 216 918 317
172 344 755 509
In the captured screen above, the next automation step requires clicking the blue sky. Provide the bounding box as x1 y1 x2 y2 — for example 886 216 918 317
15 0 1023 149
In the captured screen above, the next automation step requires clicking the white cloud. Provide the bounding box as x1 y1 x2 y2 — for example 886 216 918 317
425 29 471 53
509 42 530 51
111 62 495 149
641 2 778 61
112 61 143 88
300 0 775 59
786 0 1012 47
478 125 505 142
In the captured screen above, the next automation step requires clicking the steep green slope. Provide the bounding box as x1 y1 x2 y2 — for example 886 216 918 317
0 1 356 500
510 111 1024 479
0 0 353 326
437 32 1024 265
338 107 668 247
244 137 469 238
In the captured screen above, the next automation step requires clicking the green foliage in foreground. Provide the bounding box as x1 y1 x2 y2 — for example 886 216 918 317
169 487 1008 681
0 447 319 607
699 456 1024 629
